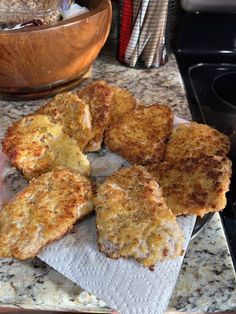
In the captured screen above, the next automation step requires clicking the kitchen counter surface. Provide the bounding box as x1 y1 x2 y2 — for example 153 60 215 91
0 48 235 313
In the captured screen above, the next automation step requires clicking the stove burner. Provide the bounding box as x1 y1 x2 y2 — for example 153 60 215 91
213 72 236 108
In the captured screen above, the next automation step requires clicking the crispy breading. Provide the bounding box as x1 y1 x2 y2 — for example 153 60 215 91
0 167 94 260
109 86 136 124
149 155 232 217
36 92 92 151
2 114 90 180
78 81 114 152
165 122 230 161
95 165 183 270
105 105 173 165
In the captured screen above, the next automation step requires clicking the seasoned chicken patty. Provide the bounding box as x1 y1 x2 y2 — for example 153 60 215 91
165 122 230 161
36 92 92 151
105 105 173 165
95 165 183 270
2 114 90 180
149 155 232 217
78 81 114 152
109 86 136 124
0 167 94 260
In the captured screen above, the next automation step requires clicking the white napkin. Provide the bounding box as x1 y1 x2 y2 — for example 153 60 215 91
62 4 89 19
39 215 196 314
38 116 196 314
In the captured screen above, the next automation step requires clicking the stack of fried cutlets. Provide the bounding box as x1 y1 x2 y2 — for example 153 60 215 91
0 80 231 270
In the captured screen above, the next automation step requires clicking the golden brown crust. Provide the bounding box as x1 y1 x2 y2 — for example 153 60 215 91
95 165 183 269
36 92 92 151
78 81 114 152
150 155 232 217
105 105 174 165
109 86 136 124
165 122 231 161
0 167 94 260
2 114 90 180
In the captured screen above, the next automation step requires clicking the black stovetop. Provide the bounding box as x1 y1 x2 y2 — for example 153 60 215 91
175 11 236 269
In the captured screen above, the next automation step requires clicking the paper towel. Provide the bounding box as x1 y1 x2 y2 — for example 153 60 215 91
38 116 196 314
39 215 196 314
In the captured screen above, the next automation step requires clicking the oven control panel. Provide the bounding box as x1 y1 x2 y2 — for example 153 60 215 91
182 0 236 13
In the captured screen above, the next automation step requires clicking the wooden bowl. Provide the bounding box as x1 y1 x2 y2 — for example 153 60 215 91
0 0 112 100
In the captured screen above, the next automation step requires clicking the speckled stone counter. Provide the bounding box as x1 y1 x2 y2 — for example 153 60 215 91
0 48 235 313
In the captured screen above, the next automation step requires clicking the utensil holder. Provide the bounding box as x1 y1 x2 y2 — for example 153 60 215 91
118 0 177 68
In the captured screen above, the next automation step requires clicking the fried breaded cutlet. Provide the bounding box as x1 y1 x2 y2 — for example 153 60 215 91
109 86 136 124
2 114 90 180
0 167 94 260
95 165 183 270
105 105 173 165
36 92 92 151
149 155 231 217
165 122 230 161
78 81 114 152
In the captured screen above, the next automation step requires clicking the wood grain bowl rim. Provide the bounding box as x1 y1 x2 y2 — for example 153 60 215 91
0 0 111 35
0 66 92 100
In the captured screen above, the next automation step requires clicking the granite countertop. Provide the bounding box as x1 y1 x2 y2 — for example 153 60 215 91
0 48 235 313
